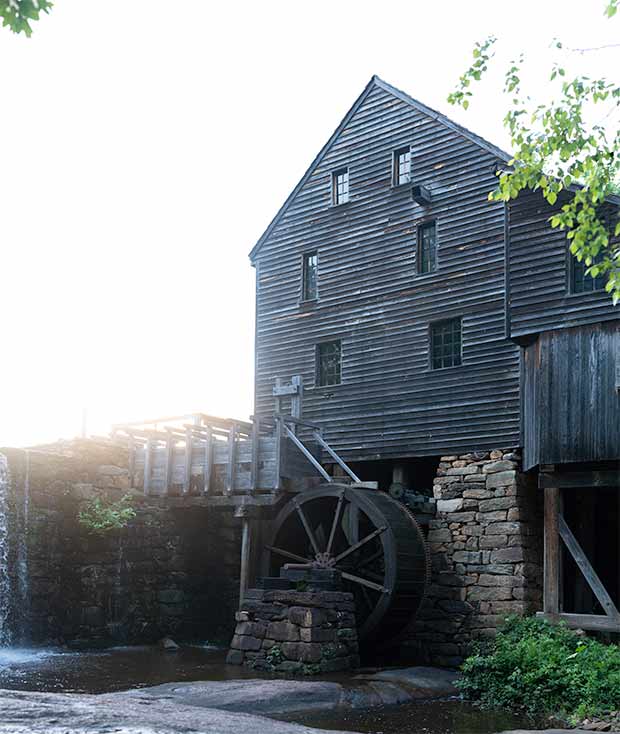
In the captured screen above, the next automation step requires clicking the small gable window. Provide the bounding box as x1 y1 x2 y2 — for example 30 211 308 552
316 340 341 386
332 168 349 205
430 318 462 370
570 252 605 294
302 251 318 301
418 221 437 274
393 146 412 186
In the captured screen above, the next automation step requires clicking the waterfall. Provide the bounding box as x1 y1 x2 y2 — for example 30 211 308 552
16 449 30 641
0 453 12 646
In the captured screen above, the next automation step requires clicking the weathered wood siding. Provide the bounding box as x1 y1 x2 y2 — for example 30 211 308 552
522 322 620 470
508 191 619 340
253 81 520 461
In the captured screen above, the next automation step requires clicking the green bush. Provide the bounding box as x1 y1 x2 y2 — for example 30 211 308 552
458 616 620 720
78 494 136 535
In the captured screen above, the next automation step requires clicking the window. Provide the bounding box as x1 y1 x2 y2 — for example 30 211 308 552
393 146 412 186
418 221 437 274
332 168 349 205
316 340 341 386
302 251 318 301
430 318 462 370
570 252 605 293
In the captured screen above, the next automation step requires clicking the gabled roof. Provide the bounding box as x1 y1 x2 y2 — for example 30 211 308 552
249 75 511 262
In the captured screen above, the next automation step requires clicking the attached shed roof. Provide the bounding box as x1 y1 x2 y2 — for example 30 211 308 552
249 75 512 262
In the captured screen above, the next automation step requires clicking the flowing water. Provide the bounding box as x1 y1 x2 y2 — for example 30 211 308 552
0 453 12 646
15 449 30 641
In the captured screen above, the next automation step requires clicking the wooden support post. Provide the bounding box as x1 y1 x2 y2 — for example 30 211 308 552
165 432 174 496
239 516 252 606
183 427 192 496
273 377 282 416
225 422 237 495
203 426 212 495
291 375 303 427
544 486 561 615
274 416 282 492
143 438 152 497
127 433 135 487
250 417 260 494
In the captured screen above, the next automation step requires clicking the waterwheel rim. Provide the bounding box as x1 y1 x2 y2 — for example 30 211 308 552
265 484 428 645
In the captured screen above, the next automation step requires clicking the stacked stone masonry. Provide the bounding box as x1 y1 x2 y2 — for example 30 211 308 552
408 448 543 667
227 588 360 674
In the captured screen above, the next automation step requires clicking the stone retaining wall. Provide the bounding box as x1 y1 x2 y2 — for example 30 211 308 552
227 588 360 674
0 441 240 646
407 448 543 666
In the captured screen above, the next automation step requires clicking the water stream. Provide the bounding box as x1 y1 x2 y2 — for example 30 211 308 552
15 449 30 641
0 453 12 646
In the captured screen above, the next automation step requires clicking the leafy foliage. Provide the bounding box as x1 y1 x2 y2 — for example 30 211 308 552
78 494 136 535
449 3 620 303
458 616 620 720
0 0 51 35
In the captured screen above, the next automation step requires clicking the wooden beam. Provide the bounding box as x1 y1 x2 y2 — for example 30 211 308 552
127 433 135 486
143 438 152 497
537 611 620 633
544 486 560 615
539 471 620 489
274 417 282 492
165 432 174 495
203 426 212 496
225 422 237 495
250 418 260 494
239 517 252 606
559 514 620 619
313 431 361 483
183 427 192 496
291 375 303 424
282 423 332 482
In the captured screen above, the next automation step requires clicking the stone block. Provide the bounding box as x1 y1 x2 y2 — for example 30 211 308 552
428 528 452 543
485 522 522 535
476 511 507 522
226 649 244 665
486 471 517 489
468 563 514 575
463 488 494 499
230 634 262 651
235 611 251 622
462 525 484 537
300 627 337 643
440 455 458 462
453 550 481 564
491 547 524 563
447 512 476 523
266 621 300 642
235 621 267 638
467 587 513 601
436 498 463 514
489 450 503 459
447 465 480 476
478 574 519 587
478 497 517 513
483 461 518 474
288 607 327 628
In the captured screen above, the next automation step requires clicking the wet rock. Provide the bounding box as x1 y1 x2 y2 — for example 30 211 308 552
158 637 179 651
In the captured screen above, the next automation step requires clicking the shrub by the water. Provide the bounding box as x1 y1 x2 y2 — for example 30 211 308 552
78 494 136 535
458 616 620 721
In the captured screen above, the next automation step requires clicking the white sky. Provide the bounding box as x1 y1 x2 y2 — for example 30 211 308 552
0 0 617 447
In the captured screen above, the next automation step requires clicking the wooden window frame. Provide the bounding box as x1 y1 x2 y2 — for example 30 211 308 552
301 250 319 302
392 146 412 187
331 168 350 206
429 317 462 370
568 251 606 295
316 340 342 387
417 220 438 275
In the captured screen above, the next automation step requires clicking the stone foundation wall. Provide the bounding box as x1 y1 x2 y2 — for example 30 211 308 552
408 448 543 666
227 588 360 674
0 441 240 647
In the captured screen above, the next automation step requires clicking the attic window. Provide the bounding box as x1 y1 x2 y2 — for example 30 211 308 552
393 146 412 186
332 168 349 205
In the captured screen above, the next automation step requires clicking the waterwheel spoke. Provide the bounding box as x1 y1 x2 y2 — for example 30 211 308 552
294 500 321 556
341 570 388 594
326 489 345 555
333 525 387 564
356 548 383 570
265 545 311 564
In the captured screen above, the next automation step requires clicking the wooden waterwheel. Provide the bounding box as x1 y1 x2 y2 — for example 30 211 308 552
264 485 429 647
